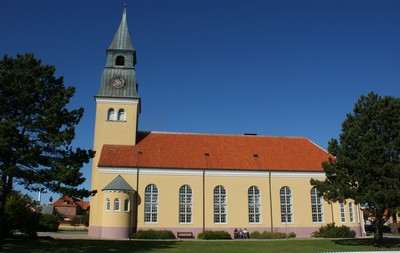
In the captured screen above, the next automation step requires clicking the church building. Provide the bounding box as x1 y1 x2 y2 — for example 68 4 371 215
88 7 364 239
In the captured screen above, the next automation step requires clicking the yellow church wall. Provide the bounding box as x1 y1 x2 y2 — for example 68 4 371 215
89 99 139 232
93 101 139 147
136 172 203 228
90 169 363 238
270 175 327 228
203 174 271 229
101 191 132 227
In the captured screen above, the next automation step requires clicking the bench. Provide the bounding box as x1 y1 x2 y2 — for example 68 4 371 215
177 232 194 239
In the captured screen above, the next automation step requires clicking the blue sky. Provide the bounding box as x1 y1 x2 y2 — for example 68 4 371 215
1 0 399 203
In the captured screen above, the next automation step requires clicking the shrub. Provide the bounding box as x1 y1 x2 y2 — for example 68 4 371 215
132 229 176 239
38 214 60 232
197 230 231 240
3 191 39 237
70 216 81 228
311 223 356 238
250 231 296 239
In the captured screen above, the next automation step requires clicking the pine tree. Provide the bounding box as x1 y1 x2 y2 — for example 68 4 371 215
0 54 94 249
311 92 400 245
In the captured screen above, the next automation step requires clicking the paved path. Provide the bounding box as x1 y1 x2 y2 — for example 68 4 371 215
38 231 92 240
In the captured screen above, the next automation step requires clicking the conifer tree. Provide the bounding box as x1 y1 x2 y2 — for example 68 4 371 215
0 54 94 249
311 92 400 245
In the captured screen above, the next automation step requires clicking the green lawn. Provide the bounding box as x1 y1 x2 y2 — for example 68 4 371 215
3 237 400 253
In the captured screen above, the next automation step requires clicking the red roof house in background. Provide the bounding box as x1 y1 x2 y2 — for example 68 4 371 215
53 195 90 219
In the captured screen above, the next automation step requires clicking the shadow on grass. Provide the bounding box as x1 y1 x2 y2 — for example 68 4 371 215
4 237 179 253
333 237 400 249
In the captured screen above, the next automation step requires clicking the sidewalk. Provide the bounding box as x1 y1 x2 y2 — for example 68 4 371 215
38 231 91 240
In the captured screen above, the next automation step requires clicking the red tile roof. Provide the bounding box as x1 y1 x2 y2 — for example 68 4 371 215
53 195 89 210
98 131 331 172
53 195 80 207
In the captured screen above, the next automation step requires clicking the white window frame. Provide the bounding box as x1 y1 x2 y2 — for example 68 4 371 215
214 185 227 224
349 202 355 223
114 198 120 212
107 108 115 121
340 203 346 223
144 184 158 223
248 186 261 223
117 108 126 121
179 185 193 223
280 186 293 223
105 198 110 211
124 198 130 212
310 187 324 223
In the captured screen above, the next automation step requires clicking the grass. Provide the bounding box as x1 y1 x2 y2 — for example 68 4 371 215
3 237 400 253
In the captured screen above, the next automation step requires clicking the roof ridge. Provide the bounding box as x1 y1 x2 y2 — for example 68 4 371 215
139 130 307 139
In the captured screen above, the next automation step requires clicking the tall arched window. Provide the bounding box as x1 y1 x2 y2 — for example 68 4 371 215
310 187 323 223
117 109 126 121
105 198 110 211
107 108 115 121
124 199 130 212
114 198 120 211
179 185 192 223
116 55 125 66
248 186 261 223
340 203 346 223
144 184 158 223
280 186 293 223
349 202 354 223
214 185 227 223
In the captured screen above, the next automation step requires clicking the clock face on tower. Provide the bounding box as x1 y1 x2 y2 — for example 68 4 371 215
111 77 125 88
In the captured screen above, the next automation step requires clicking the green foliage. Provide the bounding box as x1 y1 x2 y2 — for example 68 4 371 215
82 213 89 227
0 53 95 196
197 230 231 240
310 92 400 244
250 231 296 239
70 216 81 228
38 214 59 232
0 53 94 244
132 229 176 239
311 223 356 238
3 191 39 237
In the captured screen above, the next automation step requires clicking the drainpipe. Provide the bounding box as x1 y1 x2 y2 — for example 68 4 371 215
203 169 205 233
269 171 273 232
134 150 142 234
203 153 210 233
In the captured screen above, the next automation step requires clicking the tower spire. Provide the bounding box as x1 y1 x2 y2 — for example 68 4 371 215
97 5 138 98
109 5 133 50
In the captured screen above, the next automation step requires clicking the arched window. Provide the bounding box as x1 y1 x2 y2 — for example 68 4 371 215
248 186 261 223
107 108 115 121
179 185 192 223
116 55 125 66
280 186 293 223
213 185 227 223
340 203 346 223
117 108 126 121
310 187 323 223
105 198 110 211
144 184 158 223
349 202 354 223
124 199 130 212
114 198 120 211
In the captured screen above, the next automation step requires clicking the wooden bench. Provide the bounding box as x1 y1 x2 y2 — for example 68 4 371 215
177 232 194 239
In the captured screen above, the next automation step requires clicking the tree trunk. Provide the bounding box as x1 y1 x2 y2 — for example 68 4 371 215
0 176 8 251
392 213 399 235
374 214 383 246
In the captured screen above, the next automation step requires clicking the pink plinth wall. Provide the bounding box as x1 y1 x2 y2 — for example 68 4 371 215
89 226 131 239
89 224 363 239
